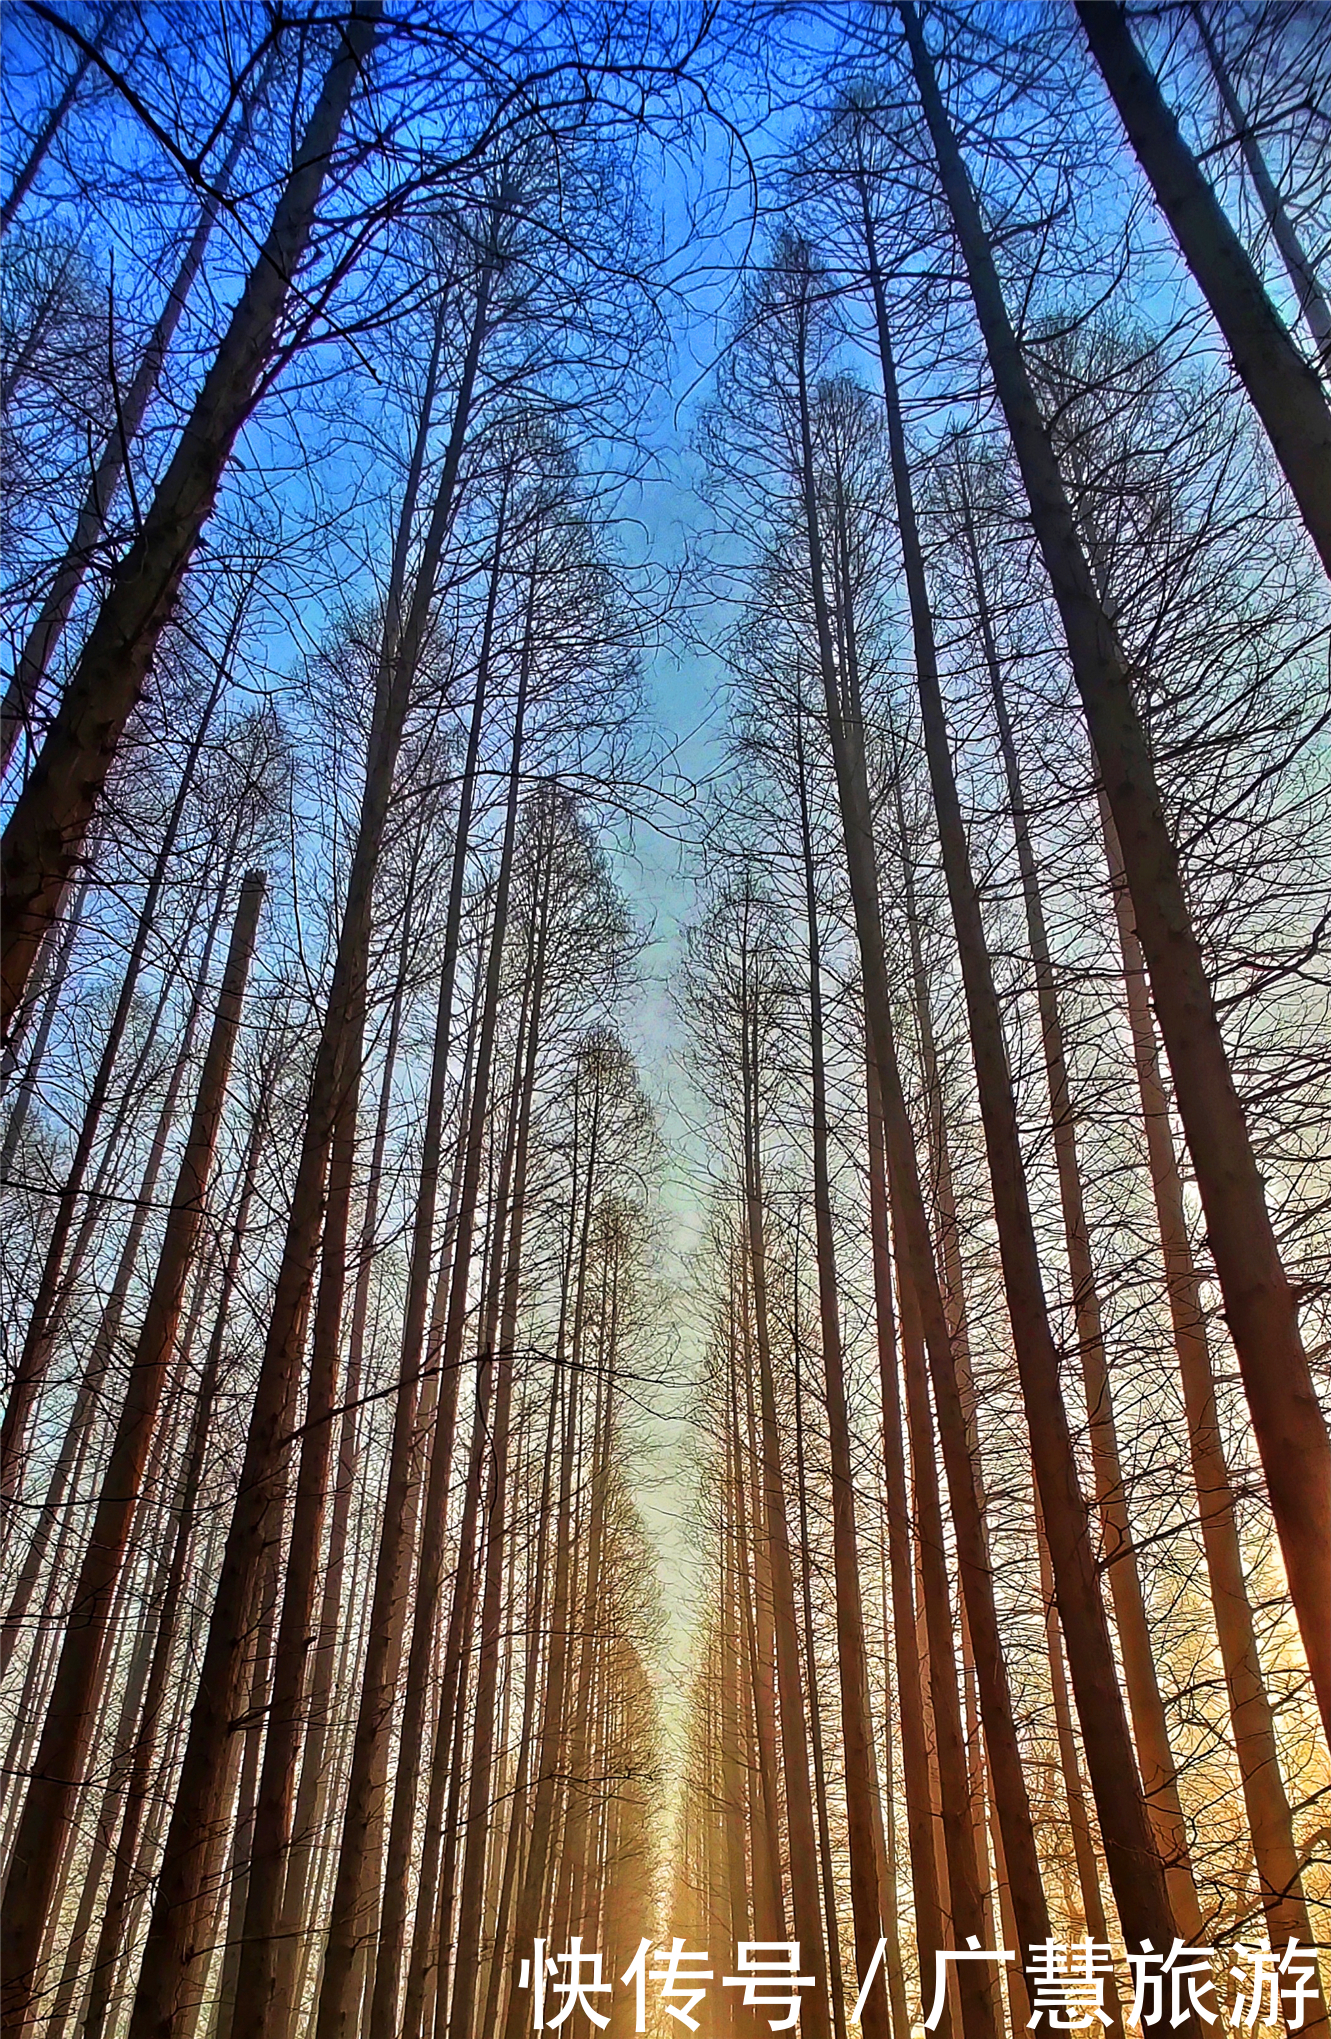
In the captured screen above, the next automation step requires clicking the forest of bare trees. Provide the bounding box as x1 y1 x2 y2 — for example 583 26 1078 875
1 3 1328 2036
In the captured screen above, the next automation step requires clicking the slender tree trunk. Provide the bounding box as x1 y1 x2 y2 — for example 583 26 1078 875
358 571 530 2039
0 0 380 1027
792 1340 848 2039
79 1031 277 2039
1 655 231 1496
1033 1498 1125 2037
1100 799 1327 1996
0 3 114 233
1074 0 1331 571
0 870 264 2032
313 452 505 2039
899 0 1331 1734
738 964 830 2039
957 483 1204 1937
793 712 885 2034
124 261 488 2039
864 1053 945 2025
0 59 274 775
228 1040 363 2035
270 863 420 2026
0 849 233 1669
1189 1 1331 363
873 291 1194 1976
793 244 1047 2004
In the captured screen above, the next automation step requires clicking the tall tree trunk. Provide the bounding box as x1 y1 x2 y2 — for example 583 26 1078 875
793 710 885 2036
0 844 235 1673
228 1043 363 2035
1 653 230 1496
79 1029 277 2039
0 0 380 1027
1188 1 1331 364
792 243 1046 2007
0 56 274 775
738 961 830 2039
872 289 1193 1975
792 1339 848 2039
957 481 1204 1937
1074 0 1331 571
899 0 1331 1736
356 565 530 2039
1033 1499 1125 2037
1100 799 1327 1996
271 860 420 2026
123 262 486 2039
312 454 505 2039
863 1053 944 2024
0 869 264 2031
448 799 552 2039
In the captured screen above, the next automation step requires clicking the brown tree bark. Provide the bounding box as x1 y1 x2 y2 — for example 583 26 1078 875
359 560 531 2039
1100 799 1327 2004
791 1338 848 2039
872 288 1191 1975
312 432 505 2039
956 480 1204 1938
1 653 231 1496
0 0 380 1028
1188 1 1331 365
898 0 1331 1738
738 940 831 2039
1 868 264 2032
0 56 273 775
1075 1 1331 573
787 235 1046 2012
792 708 886 2038
79 1027 278 2039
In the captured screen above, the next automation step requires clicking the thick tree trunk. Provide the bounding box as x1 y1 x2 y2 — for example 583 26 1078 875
1075 1 1331 572
0 844 94 1172
0 0 380 1028
899 0 1331 1738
